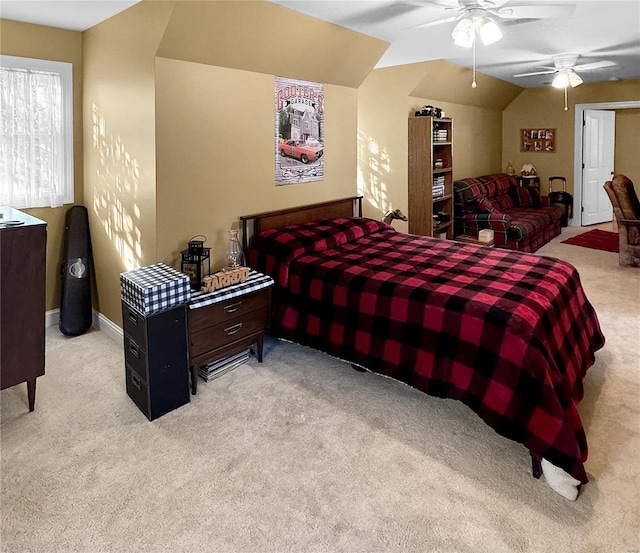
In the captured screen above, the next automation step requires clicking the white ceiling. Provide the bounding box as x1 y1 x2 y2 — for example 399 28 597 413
0 0 140 32
2 0 639 88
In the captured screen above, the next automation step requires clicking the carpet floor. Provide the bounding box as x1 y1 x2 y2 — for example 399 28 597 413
1 224 639 553
560 228 619 252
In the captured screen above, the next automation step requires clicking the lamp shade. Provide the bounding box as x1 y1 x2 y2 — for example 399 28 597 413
553 69 583 89
452 17 474 47
552 72 570 88
479 18 502 45
568 71 583 87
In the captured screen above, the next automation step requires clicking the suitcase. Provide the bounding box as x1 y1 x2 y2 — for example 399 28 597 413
548 176 573 227
59 205 93 336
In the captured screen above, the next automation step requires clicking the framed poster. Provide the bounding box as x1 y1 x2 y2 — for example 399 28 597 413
520 128 556 153
275 76 324 185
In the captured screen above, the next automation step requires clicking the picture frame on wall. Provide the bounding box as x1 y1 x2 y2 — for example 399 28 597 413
275 76 325 186
521 128 556 153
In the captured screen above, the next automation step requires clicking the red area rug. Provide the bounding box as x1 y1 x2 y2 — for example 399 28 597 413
561 229 619 253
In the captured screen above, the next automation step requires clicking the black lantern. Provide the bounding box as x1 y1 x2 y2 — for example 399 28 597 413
181 247 210 290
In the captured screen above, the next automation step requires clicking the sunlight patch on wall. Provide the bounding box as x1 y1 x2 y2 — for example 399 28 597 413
357 129 392 216
92 103 142 271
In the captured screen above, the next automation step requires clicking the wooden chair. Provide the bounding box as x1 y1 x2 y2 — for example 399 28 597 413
603 174 640 267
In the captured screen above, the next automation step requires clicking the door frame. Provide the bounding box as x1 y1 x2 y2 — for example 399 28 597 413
572 100 640 226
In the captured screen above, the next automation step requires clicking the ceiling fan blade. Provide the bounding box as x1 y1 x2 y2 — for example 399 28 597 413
513 69 557 78
574 60 618 72
411 14 461 30
494 4 575 20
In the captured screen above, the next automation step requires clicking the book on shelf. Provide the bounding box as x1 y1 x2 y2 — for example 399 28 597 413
432 183 445 198
198 349 250 382
433 130 448 141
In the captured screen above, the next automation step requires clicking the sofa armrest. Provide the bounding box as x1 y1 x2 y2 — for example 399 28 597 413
618 218 640 226
462 213 511 229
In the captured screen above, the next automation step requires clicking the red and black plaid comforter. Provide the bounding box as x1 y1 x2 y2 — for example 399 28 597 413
250 217 605 483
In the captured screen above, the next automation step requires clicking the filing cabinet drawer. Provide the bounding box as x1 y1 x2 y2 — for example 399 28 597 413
122 302 148 350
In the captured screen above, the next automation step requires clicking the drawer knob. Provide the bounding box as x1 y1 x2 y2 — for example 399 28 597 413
224 322 243 335
224 301 242 314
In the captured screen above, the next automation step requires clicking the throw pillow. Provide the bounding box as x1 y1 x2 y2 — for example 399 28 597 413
516 186 543 208
476 196 497 214
495 193 516 211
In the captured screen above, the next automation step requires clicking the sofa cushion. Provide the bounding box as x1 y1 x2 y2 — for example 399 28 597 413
476 196 498 214
506 208 558 241
495 193 516 211
515 186 543 208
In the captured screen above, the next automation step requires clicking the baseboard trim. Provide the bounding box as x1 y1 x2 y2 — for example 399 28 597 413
45 308 123 345
45 308 60 328
92 311 123 344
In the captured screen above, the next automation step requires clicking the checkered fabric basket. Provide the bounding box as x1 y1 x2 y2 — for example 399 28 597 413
120 263 191 315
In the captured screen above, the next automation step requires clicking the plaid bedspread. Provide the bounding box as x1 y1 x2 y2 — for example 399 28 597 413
250 217 605 483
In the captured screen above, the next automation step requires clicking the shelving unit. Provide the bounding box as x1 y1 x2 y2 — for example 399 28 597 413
408 116 454 239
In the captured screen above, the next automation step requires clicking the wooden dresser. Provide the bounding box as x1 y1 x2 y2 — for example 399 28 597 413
0 206 47 411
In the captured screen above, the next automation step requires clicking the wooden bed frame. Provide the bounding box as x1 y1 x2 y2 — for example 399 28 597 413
240 196 362 253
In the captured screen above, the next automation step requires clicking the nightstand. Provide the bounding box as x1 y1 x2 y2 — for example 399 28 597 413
187 270 274 394
517 175 540 191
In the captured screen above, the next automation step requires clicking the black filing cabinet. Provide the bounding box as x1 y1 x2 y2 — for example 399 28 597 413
122 301 190 420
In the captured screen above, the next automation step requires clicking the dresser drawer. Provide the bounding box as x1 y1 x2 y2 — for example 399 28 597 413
122 301 148 350
189 307 268 359
188 287 269 333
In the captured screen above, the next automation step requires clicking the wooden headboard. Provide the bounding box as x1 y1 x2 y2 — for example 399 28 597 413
240 196 363 253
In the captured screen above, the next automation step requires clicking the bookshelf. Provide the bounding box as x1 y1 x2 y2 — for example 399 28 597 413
408 116 454 238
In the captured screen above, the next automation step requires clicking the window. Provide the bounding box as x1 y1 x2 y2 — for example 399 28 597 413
0 55 73 208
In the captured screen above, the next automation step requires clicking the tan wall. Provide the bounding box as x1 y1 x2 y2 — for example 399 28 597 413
615 108 640 195
156 0 387 89
82 1 176 325
357 62 506 233
503 80 640 196
155 58 359 271
0 19 83 311
83 0 384 327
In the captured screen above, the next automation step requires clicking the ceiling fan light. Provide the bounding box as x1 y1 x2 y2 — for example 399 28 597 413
479 18 502 45
552 72 570 89
452 17 474 47
568 71 583 87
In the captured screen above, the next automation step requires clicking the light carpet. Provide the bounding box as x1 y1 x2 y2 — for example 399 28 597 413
1 225 639 553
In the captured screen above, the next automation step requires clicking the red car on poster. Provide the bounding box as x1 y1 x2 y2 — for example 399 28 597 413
277 139 323 164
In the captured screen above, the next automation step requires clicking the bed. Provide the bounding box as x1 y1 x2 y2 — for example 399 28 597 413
241 196 605 499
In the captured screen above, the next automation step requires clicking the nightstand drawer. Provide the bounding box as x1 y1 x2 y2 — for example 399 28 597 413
188 287 269 333
189 307 268 359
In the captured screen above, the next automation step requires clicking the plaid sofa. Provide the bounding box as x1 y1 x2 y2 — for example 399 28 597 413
453 173 565 253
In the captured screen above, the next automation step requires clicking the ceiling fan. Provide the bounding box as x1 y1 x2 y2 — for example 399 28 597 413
513 53 618 88
410 0 576 47
408 1 576 88
514 53 617 110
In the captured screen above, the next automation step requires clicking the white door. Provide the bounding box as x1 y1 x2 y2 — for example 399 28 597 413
582 109 615 225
